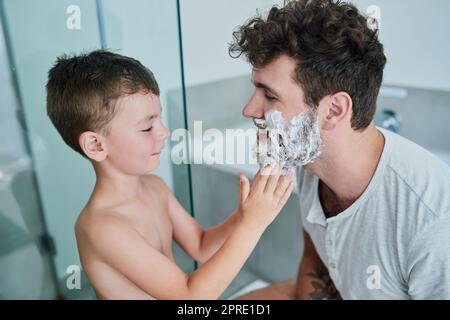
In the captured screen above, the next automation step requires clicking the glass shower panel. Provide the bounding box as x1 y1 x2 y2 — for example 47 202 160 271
179 0 303 298
1 0 103 299
98 0 195 275
1 0 192 299
0 6 57 300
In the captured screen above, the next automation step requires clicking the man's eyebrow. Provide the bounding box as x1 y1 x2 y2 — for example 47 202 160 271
251 80 281 97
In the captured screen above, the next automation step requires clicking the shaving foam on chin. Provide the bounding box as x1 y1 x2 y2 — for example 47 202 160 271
254 108 322 174
254 126 280 168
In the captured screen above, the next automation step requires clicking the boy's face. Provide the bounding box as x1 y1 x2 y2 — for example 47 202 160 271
104 92 169 175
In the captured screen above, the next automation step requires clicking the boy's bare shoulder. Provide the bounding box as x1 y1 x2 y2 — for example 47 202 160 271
75 207 128 242
143 174 169 189
75 175 172 242
142 174 172 198
75 174 174 255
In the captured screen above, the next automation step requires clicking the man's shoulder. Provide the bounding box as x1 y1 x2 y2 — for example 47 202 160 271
383 129 449 177
382 130 450 218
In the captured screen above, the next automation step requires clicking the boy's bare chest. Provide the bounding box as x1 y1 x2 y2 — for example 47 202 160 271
125 201 174 260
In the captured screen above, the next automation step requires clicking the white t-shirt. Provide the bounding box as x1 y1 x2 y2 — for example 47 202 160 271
297 128 450 299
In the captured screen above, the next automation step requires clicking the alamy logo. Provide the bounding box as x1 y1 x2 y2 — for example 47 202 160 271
66 265 81 290
366 5 381 31
66 5 81 30
366 265 381 290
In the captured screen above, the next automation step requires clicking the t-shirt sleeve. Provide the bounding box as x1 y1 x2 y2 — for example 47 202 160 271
407 217 450 299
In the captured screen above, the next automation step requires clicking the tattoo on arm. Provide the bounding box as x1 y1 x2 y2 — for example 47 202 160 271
306 267 341 300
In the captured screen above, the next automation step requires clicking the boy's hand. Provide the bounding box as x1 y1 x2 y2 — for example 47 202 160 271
237 162 294 230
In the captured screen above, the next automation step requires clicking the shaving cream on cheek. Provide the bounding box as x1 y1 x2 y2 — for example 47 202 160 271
254 108 322 173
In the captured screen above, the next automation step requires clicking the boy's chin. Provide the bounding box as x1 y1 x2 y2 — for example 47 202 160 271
119 158 160 176
145 157 160 173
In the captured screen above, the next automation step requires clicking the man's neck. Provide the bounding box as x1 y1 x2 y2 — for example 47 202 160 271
305 124 385 216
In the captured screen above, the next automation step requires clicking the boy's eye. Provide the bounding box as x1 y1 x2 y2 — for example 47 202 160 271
142 126 153 132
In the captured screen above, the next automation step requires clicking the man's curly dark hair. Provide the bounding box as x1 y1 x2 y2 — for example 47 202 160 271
229 0 387 131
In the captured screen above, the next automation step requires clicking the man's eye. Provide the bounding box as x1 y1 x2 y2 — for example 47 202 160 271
265 93 276 101
142 126 153 132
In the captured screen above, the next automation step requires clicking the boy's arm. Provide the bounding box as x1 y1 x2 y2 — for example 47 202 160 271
294 231 341 300
171 203 242 264
89 214 263 299
90 164 293 299
152 175 246 263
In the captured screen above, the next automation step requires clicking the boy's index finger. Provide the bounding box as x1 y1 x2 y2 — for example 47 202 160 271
264 162 282 193
260 162 277 176
256 162 279 192
253 163 274 192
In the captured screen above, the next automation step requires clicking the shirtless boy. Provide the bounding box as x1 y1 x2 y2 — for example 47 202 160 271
46 50 294 299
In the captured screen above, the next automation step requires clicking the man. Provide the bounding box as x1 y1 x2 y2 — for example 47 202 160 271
230 0 450 299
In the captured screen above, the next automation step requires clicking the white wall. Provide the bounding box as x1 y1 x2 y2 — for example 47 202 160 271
181 0 450 92
353 0 450 92
180 0 284 87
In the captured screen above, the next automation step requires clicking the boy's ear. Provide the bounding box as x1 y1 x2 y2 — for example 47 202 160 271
320 91 353 131
79 131 107 162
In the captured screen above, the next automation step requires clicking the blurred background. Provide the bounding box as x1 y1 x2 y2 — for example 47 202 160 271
0 0 449 299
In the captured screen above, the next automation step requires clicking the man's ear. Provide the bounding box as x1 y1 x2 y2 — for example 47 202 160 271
321 91 353 130
79 131 108 162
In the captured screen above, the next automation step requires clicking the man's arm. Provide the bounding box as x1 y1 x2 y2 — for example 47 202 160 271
234 230 341 300
294 231 341 300
407 217 450 299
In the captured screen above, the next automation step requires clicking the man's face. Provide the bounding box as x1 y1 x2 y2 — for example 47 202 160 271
243 54 311 122
104 92 169 175
244 54 323 169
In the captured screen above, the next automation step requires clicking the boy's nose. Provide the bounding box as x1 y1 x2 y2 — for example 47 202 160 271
160 124 170 140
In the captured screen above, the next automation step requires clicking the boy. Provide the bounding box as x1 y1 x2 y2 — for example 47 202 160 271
46 50 294 299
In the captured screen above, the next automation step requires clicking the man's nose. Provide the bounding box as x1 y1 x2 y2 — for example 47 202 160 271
242 96 264 119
